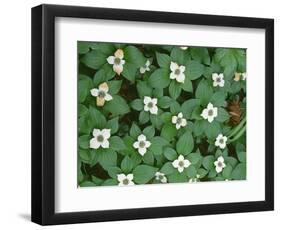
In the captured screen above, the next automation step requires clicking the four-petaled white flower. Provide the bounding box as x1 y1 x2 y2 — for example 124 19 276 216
90 128 111 149
133 134 151 156
140 60 151 74
170 62 186 83
171 112 187 129
212 73 225 87
214 156 226 173
180 46 188 50
189 174 200 183
143 96 158 115
107 49 125 75
201 103 218 123
90 82 113 107
172 155 191 173
215 134 228 149
117 173 134 186
155 172 167 183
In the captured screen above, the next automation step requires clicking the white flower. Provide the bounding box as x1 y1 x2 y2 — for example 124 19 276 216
171 112 187 129
212 73 225 87
155 172 167 183
180 46 188 50
201 103 218 123
214 156 226 173
215 134 228 149
140 60 151 74
170 61 186 83
234 72 247 81
89 129 111 149
107 49 125 75
143 96 158 115
90 82 113 107
117 174 134 186
189 174 200 183
242 72 247 80
172 155 191 173
133 134 151 156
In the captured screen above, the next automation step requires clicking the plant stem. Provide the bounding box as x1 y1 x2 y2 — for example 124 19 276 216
228 124 246 143
227 116 246 138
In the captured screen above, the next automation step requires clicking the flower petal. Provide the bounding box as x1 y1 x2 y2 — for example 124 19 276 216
117 174 126 182
127 174 134 181
170 62 178 71
149 105 158 114
207 115 214 123
113 64 123 75
213 107 218 117
145 140 151 148
143 96 152 105
176 123 181 130
215 166 223 173
184 159 191 168
90 138 100 149
201 109 208 119
138 147 147 156
104 93 113 101
178 155 184 161
172 116 178 124
140 67 146 74
107 56 115 65
151 98 158 105
99 82 109 92
212 73 218 81
179 65 186 73
133 141 139 149
138 134 146 141
101 129 111 139
178 112 183 118
207 103 213 110
181 119 187 127
96 97 105 107
114 49 124 59
170 72 177 80
101 140 109 148
92 129 101 137
144 104 150 112
178 166 184 173
90 88 99 97
172 160 179 168
161 177 167 183
176 73 185 83
218 156 224 162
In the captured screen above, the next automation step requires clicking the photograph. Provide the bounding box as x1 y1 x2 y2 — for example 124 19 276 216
77 42 247 187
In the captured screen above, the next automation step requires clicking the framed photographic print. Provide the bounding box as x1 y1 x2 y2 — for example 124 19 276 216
31 4 274 225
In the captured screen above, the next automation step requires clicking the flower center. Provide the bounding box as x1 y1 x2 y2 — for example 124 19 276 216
217 162 223 167
158 175 164 180
123 178 129 185
208 109 213 116
176 117 182 124
216 77 221 82
97 135 104 142
114 57 121 65
219 138 224 144
98 90 106 98
147 102 154 108
178 161 184 167
139 141 146 148
175 68 181 75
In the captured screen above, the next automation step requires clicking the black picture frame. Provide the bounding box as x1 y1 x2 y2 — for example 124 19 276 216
31 4 274 225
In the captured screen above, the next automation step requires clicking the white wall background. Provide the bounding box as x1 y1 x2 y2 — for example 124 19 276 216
0 0 279 229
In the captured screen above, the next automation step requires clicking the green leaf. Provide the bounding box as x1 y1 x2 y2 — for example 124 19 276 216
181 99 201 118
106 117 119 134
96 43 116 55
107 166 122 179
160 162 175 175
80 181 96 187
81 50 107 69
156 52 171 68
136 81 153 97
193 120 207 136
130 123 141 139
191 106 203 120
202 155 215 170
108 80 122 94
216 108 230 123
195 79 213 105
78 79 90 103
98 149 117 169
139 111 150 124
168 172 187 182
190 48 210 65
169 81 182 99
78 104 88 117
186 60 205 80
93 69 107 86
205 121 221 140
133 165 158 184
181 78 193 92
121 156 134 173
163 147 178 161
158 96 173 109
150 136 169 156
197 168 208 178
160 123 177 141
88 107 106 129
231 163 246 180
143 126 155 139
176 131 194 155
124 46 146 67
104 95 130 116
187 153 202 164
78 41 94 54
102 179 118 186
150 114 163 130
185 165 197 178
210 91 227 107
222 165 233 179
122 63 137 82
237 151 246 163
142 150 155 165
110 136 126 151
149 68 170 88
130 99 143 111
171 47 186 64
